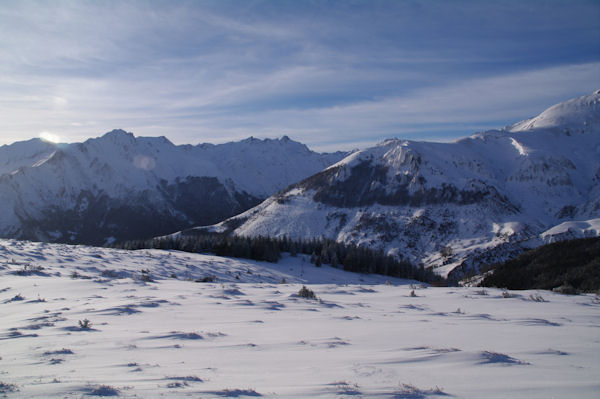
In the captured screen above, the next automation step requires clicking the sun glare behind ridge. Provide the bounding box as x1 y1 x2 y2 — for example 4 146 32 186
39 131 61 143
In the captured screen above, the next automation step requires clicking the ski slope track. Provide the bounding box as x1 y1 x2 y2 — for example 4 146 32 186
197 90 600 279
0 239 599 398
0 133 346 246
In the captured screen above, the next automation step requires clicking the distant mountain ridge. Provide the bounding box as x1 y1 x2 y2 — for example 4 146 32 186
0 131 347 245
189 90 600 279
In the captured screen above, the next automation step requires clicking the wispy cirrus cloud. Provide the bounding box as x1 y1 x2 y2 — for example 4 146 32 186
0 1 598 150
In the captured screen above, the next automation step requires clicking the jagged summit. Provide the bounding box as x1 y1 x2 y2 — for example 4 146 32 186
105 128 132 136
0 131 347 245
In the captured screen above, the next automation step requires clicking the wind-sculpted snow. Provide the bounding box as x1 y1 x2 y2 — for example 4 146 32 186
0 239 598 398
204 91 600 278
0 132 347 245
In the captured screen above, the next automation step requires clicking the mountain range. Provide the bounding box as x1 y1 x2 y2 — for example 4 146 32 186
1 90 599 279
0 131 346 245
184 90 600 279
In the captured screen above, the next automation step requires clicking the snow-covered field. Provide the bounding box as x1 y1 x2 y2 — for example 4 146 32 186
0 240 598 398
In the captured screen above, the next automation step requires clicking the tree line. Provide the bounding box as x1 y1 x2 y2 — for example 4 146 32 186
114 233 445 284
480 236 600 293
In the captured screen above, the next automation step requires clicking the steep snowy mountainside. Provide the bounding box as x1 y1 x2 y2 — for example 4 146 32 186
196 90 600 279
0 138 58 176
0 130 347 245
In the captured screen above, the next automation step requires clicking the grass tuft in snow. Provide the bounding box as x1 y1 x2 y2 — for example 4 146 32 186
6 293 25 302
13 264 48 276
479 351 529 365
395 383 449 398
87 384 120 396
78 319 92 330
330 381 361 395
529 293 547 302
0 381 18 393
213 388 262 397
43 348 74 356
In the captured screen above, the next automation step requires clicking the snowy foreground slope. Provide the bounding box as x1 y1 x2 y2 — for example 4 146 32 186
201 90 600 279
0 132 346 245
1 240 599 398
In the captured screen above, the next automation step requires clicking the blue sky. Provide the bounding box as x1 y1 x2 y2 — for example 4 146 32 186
1 0 599 151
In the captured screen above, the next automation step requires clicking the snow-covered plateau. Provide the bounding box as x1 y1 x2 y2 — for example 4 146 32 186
199 90 600 279
0 239 599 398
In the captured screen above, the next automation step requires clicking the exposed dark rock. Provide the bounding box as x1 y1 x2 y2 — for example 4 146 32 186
16 177 262 246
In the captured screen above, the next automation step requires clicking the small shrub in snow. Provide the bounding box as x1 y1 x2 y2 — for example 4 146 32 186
298 286 318 300
475 289 488 296
88 384 120 396
166 376 203 385
479 351 529 365
101 269 120 278
43 348 74 356
395 383 447 398
14 264 46 276
217 388 261 397
529 293 547 302
0 381 18 393
71 271 91 279
502 291 516 298
166 382 187 388
78 319 92 330
196 275 215 283
8 293 24 302
140 270 153 282
332 381 360 395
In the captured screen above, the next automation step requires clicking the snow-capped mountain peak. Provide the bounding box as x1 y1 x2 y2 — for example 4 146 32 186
0 138 59 175
0 131 347 245
508 90 600 132
195 90 600 279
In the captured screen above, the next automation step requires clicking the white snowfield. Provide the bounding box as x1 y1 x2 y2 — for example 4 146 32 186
540 218 600 242
1 240 598 398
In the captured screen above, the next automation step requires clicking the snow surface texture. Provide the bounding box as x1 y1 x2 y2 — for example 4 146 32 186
0 239 599 398
0 132 346 244
202 91 600 278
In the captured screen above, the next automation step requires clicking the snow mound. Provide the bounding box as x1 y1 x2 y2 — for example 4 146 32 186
509 90 600 132
540 218 600 243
